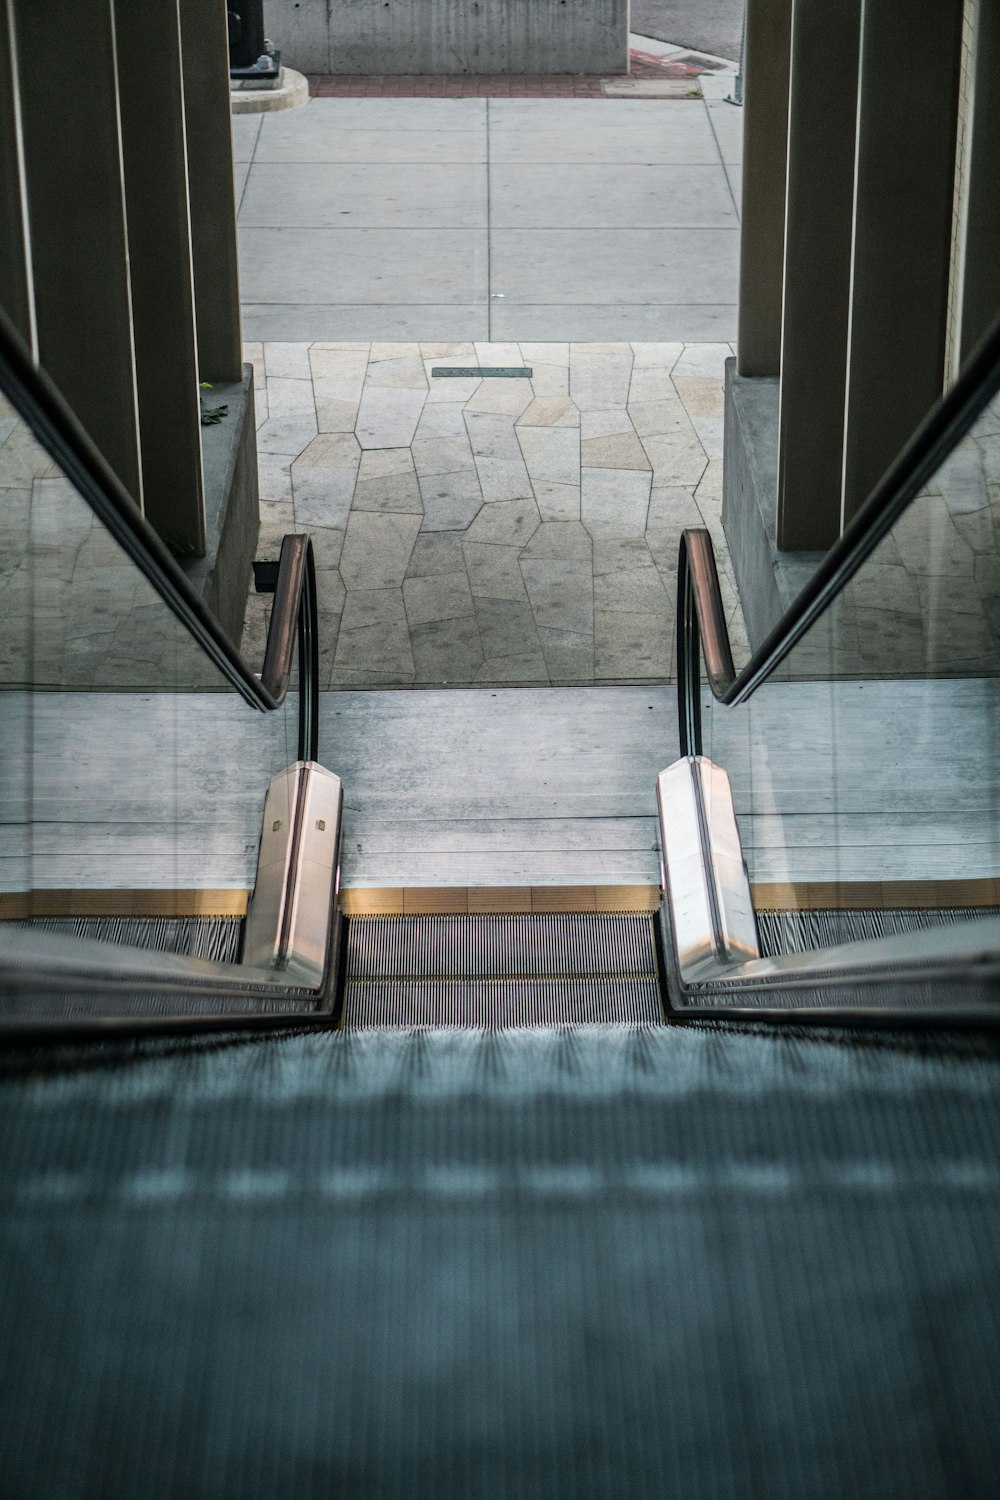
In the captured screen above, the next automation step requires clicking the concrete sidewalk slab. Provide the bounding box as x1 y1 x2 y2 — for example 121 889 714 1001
230 114 262 162
489 163 737 228
244 305 491 342
705 97 743 163
237 96 741 341
252 97 487 162
490 227 738 303
239 226 487 304
486 97 721 162
240 162 488 228
490 305 736 341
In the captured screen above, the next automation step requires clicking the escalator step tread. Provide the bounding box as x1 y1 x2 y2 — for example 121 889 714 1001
3 1026 1000 1497
758 906 1000 954
342 911 663 1028
21 915 244 963
756 906 1000 957
346 911 657 979
342 977 664 1029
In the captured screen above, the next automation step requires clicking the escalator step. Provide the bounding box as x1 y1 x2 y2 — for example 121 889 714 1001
342 912 663 1029
347 911 657 980
20 915 244 963
343 977 664 1029
756 907 1000 957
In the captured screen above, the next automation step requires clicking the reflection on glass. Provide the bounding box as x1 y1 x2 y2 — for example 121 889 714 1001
733 392 1000 942
0 388 296 960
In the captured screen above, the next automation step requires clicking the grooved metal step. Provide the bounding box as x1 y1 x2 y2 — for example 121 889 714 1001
756 908 1000 957
342 912 664 1029
20 916 244 963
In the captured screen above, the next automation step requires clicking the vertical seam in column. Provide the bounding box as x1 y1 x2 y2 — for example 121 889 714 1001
5 0 39 357
840 3 868 532
485 97 492 339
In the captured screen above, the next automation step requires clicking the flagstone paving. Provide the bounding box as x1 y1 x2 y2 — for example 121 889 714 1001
241 339 750 686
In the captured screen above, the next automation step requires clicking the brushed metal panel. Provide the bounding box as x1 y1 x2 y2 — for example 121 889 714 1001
244 760 342 986
657 755 759 983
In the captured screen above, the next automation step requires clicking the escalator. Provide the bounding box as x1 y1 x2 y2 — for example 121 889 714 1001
3 308 1000 1496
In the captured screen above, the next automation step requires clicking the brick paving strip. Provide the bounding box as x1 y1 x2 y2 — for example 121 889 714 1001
308 48 722 99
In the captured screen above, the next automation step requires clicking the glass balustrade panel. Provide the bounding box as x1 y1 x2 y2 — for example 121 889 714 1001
732 391 1000 950
0 386 298 977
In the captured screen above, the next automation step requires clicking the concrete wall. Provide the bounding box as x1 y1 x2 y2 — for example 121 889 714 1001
264 0 629 75
181 368 260 648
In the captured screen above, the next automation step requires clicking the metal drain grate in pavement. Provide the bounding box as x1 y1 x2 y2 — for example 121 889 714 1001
431 367 532 378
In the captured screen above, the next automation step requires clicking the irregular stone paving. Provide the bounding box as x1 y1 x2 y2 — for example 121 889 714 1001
241 340 751 686
787 391 1000 680
0 394 221 690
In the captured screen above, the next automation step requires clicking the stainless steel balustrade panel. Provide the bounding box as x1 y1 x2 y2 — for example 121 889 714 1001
656 756 758 984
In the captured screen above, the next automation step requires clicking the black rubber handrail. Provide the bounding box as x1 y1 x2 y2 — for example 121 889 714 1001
676 317 1000 757
0 309 317 760
262 533 320 762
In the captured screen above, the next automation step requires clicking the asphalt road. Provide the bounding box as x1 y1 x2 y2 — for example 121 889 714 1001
631 0 744 61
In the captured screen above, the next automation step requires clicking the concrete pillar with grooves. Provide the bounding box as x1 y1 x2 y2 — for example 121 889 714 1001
841 0 964 526
11 0 144 504
959 1 1000 365
736 0 792 378
114 0 207 558
178 0 244 383
775 0 862 550
0 1 34 350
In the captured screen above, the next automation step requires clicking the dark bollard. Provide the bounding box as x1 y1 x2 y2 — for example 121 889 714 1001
228 0 280 81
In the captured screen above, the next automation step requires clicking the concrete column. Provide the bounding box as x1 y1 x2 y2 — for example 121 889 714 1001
736 0 792 378
114 1 206 558
178 0 243 382
841 0 964 526
960 1 1000 364
0 2 34 350
11 0 143 503
775 0 862 550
